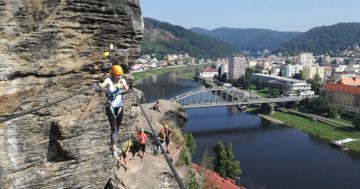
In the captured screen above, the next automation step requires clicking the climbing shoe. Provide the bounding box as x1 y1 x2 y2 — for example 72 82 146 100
113 151 120 160
113 146 121 153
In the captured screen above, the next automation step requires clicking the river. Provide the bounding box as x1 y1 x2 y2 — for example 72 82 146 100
135 69 360 189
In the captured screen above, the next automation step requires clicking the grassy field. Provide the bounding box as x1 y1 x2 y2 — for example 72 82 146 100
297 107 354 126
252 88 269 98
176 72 196 80
132 64 210 82
270 111 360 152
245 105 262 113
328 117 353 125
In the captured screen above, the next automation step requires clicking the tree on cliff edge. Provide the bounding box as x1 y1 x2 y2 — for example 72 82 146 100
212 141 241 180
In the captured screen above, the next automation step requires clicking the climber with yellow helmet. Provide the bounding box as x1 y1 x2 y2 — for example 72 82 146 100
97 64 129 159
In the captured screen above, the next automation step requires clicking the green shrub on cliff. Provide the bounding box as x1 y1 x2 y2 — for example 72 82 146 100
212 141 241 180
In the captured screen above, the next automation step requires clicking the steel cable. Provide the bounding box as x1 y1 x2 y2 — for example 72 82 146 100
131 88 186 189
0 86 95 123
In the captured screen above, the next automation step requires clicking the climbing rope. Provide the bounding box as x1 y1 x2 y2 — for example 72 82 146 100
131 88 186 189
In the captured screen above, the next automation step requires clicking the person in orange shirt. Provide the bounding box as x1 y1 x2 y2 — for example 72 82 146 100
132 128 148 161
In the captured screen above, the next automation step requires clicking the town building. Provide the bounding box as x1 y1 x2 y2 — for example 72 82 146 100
302 66 325 81
333 65 348 73
251 73 314 97
321 83 360 113
199 67 218 78
219 62 229 80
216 59 228 70
166 54 179 62
297 53 314 67
270 66 281 76
338 77 360 86
334 71 357 81
228 56 246 80
346 63 360 74
261 61 271 70
248 60 258 68
323 66 333 78
282 64 303 78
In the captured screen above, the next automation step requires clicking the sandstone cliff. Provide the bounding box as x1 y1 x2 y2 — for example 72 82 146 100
0 88 189 188
0 0 181 188
0 0 143 114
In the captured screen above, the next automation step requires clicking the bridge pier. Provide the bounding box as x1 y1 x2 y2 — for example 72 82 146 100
261 103 274 115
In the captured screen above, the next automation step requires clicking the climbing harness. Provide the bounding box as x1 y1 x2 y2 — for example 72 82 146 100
106 86 124 118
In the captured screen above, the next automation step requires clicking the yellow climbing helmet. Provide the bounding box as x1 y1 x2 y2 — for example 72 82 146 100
163 123 168 128
112 65 123 75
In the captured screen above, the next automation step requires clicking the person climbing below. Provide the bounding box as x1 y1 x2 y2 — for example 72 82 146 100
120 137 133 170
132 128 148 161
160 123 172 154
151 101 160 112
97 64 129 159
151 136 162 156
158 126 166 153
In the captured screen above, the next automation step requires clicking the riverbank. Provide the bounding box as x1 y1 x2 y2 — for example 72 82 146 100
176 71 196 80
270 111 360 152
245 106 360 152
132 63 210 82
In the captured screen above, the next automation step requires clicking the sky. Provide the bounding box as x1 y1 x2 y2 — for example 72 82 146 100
140 0 360 32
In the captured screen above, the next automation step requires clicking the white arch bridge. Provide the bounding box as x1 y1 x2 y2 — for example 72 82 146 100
170 88 311 109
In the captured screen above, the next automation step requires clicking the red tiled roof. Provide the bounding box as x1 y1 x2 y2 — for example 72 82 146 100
201 67 217 73
339 77 360 86
321 83 360 95
192 163 246 189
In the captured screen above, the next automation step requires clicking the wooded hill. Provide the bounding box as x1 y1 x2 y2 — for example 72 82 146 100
141 18 240 59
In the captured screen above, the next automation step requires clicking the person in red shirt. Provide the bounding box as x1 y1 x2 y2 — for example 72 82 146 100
132 128 148 161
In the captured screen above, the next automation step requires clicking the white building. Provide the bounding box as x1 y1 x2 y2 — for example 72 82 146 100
282 64 303 78
228 56 246 80
297 53 314 67
248 60 258 68
346 64 360 74
215 59 227 70
166 54 179 61
270 66 281 76
199 67 218 78
334 65 348 73
251 73 314 97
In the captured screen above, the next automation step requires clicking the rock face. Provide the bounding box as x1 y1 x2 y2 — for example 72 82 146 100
0 0 147 188
0 0 143 81
0 85 188 188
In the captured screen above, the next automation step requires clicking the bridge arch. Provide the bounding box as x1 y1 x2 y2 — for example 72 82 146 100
170 88 309 109
170 88 263 109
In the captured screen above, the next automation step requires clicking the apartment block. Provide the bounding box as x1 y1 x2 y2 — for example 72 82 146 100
228 56 246 80
282 64 303 78
297 53 314 67
302 66 325 80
